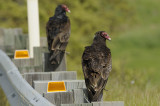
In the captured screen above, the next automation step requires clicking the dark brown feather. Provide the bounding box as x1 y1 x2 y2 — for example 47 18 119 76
46 5 70 64
82 31 112 102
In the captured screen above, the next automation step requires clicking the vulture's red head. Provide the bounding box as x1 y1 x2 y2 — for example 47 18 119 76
55 4 71 15
61 4 71 13
95 31 111 41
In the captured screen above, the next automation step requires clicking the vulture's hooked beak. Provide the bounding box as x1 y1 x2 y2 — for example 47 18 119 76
105 35 111 41
108 37 111 41
68 10 71 13
66 8 71 13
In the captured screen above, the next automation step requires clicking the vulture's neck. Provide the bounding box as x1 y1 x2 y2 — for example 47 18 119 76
55 11 66 18
92 36 106 47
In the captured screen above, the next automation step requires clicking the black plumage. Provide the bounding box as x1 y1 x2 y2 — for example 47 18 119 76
46 4 71 64
82 31 112 102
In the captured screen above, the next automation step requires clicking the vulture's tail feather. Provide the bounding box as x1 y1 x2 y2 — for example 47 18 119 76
49 50 65 64
88 89 103 102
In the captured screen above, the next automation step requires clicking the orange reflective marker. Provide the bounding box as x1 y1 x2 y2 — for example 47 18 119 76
47 81 66 93
14 50 30 59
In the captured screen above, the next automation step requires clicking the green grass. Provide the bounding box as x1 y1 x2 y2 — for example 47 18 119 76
104 81 160 106
111 23 160 82
102 0 160 104
0 87 9 106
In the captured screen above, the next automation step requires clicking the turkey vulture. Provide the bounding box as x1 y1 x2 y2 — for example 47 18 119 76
46 4 71 64
82 31 112 102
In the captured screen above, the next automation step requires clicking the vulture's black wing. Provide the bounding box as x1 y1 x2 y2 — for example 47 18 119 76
46 16 70 64
46 17 70 51
82 46 112 102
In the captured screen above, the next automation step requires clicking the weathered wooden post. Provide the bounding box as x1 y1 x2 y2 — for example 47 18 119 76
43 53 67 72
27 0 40 58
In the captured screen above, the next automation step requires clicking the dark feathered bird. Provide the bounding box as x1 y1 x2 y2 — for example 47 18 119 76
82 31 112 102
46 4 71 64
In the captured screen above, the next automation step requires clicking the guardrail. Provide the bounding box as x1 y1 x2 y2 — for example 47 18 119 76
0 50 54 106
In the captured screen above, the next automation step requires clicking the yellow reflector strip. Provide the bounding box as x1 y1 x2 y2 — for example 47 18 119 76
47 81 66 93
14 50 30 59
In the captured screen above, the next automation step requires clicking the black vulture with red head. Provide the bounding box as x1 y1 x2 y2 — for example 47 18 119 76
82 31 112 102
46 4 71 64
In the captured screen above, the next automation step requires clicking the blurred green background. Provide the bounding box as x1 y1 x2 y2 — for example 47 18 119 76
0 0 160 105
